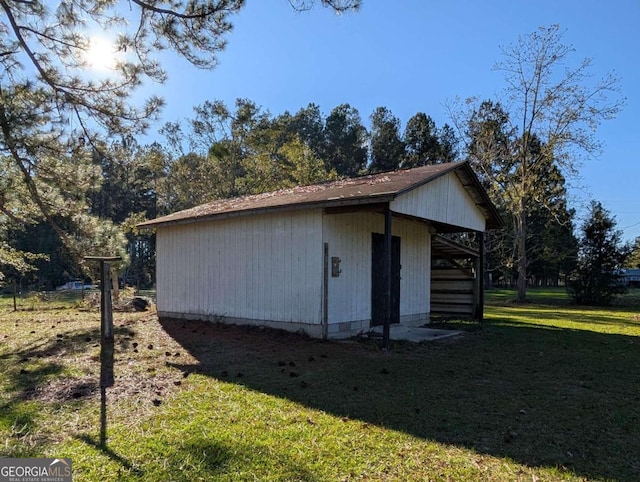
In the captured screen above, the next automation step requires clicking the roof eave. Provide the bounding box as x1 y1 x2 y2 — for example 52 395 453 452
137 193 396 230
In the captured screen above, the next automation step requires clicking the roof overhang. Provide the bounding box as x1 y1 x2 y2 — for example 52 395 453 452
138 193 396 229
138 161 503 231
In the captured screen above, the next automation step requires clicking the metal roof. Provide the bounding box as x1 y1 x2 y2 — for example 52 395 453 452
138 161 502 230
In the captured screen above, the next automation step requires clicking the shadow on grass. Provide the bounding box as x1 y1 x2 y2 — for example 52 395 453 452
160 317 640 481
76 434 144 476
75 433 318 481
0 325 136 455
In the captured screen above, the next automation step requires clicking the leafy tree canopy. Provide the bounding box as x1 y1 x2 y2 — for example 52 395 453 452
626 237 640 269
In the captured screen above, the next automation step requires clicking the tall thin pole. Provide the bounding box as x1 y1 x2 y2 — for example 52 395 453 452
85 255 120 448
101 261 114 446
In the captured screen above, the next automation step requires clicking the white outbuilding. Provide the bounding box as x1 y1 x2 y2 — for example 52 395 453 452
139 161 501 341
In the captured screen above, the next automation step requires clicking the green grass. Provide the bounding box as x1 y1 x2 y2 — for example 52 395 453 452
1 289 639 480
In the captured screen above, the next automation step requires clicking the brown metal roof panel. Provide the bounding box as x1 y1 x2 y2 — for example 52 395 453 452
138 163 460 228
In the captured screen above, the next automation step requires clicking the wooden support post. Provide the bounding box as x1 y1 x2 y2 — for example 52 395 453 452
99 261 115 389
383 207 392 350
84 255 121 448
478 232 485 324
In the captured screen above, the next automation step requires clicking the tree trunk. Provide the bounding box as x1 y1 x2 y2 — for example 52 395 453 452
516 206 528 302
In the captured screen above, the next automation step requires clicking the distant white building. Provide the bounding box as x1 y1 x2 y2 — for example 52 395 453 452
139 162 501 339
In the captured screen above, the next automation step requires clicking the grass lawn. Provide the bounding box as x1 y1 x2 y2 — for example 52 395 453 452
1 288 639 481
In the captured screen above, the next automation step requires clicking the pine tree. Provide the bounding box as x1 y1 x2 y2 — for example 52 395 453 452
0 0 359 279
369 107 405 173
568 201 627 306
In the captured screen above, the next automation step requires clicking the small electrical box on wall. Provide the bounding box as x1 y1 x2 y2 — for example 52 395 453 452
331 257 342 277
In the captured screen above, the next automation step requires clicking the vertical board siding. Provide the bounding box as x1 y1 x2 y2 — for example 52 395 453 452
156 209 323 324
322 212 379 324
323 212 431 325
392 172 486 232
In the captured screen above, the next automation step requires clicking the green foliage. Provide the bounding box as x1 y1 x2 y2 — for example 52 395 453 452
437 124 459 163
0 0 360 287
321 103 368 176
568 201 627 306
90 143 161 223
278 137 338 187
527 204 578 286
368 106 405 173
160 99 350 210
4 223 64 289
465 100 579 288
0 243 47 284
284 103 326 162
402 113 458 167
402 112 438 167
0 0 253 279
625 237 640 269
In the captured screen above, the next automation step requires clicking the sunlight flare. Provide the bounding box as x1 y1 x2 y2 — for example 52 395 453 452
84 36 120 71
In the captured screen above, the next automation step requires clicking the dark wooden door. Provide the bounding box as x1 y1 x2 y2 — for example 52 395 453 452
371 233 401 327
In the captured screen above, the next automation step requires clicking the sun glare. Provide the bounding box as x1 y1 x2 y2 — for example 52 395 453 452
84 36 119 71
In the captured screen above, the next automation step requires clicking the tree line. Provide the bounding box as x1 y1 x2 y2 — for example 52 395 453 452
2 99 462 289
0 0 635 305
3 94 615 298
2 93 637 302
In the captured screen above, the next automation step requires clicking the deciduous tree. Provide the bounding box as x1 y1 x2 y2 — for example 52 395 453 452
456 25 623 301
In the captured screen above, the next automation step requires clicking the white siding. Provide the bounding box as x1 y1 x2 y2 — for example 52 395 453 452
322 212 431 325
391 172 486 232
156 209 324 324
397 220 431 317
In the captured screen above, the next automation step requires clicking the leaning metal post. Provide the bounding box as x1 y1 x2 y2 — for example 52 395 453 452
84 256 121 448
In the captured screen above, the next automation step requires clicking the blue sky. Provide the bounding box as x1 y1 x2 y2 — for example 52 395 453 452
146 0 640 242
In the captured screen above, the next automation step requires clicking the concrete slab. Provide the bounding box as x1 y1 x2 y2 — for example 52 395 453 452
369 324 463 342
